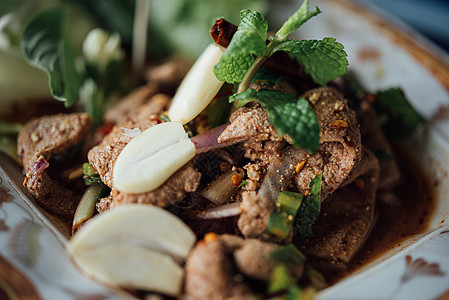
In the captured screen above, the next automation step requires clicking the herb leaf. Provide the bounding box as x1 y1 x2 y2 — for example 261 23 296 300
295 173 321 237
275 38 348 85
21 8 82 107
230 89 320 153
275 0 321 41
374 88 423 139
213 9 268 84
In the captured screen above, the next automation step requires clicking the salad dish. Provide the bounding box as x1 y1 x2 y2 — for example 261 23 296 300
1 0 449 299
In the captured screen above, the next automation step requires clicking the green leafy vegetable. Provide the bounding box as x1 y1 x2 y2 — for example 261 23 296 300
374 88 423 139
295 173 321 237
274 38 348 86
21 8 82 107
214 0 347 90
230 89 320 153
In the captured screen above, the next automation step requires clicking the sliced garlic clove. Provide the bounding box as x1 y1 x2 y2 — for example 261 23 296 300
69 243 184 296
68 205 196 263
168 43 225 124
113 121 196 194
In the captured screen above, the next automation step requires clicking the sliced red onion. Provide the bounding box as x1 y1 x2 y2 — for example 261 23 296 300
28 156 49 176
195 202 241 219
190 124 234 153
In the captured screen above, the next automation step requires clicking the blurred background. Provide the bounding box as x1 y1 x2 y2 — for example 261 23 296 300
355 0 449 53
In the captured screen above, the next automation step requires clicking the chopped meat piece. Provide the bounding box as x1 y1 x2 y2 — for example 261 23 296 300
296 147 379 264
110 162 201 208
233 238 278 281
218 104 283 144
17 113 93 216
356 100 401 189
103 83 160 125
184 237 250 300
237 191 273 238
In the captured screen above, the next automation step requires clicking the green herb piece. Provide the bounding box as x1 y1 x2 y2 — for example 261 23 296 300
268 264 294 294
274 38 348 86
82 163 97 176
230 89 320 153
374 88 423 139
214 0 347 90
295 173 321 237
267 191 304 238
269 244 306 265
284 285 303 300
82 163 102 185
160 112 171 122
21 8 82 108
238 179 247 189
275 0 320 41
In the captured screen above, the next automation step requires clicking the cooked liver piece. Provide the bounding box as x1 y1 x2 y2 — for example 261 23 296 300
184 237 250 300
17 113 93 216
296 147 380 264
88 93 201 210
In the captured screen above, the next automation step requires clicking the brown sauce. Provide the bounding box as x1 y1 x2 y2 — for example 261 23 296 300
331 146 435 283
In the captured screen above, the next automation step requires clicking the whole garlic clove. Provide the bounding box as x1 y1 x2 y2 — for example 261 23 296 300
168 43 225 124
113 121 196 194
67 205 197 296
68 204 196 263
70 243 184 296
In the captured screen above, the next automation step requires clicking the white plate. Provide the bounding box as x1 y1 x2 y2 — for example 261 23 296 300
1 0 449 299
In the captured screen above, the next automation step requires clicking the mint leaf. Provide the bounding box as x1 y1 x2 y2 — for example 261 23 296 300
275 38 348 85
374 88 423 139
21 8 82 107
214 9 268 84
230 89 320 152
276 0 321 41
295 173 321 237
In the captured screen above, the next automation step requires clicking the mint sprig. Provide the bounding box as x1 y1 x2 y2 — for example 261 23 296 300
214 0 348 90
230 89 320 152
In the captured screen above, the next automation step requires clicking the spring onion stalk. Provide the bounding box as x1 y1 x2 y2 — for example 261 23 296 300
267 191 304 238
72 183 102 234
